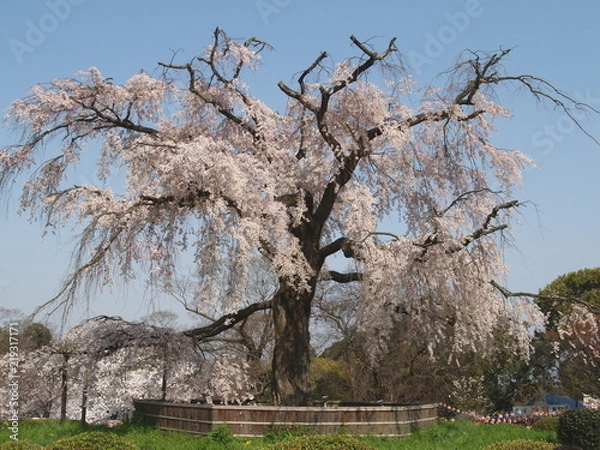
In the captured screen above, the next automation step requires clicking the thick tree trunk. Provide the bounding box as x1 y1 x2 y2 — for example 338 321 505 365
271 280 314 406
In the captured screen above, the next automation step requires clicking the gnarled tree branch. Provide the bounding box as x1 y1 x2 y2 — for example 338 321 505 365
323 270 363 283
184 300 272 341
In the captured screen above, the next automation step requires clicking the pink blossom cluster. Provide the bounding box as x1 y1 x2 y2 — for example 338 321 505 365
439 402 566 425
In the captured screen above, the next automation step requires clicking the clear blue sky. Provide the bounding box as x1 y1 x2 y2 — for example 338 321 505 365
1 0 599 327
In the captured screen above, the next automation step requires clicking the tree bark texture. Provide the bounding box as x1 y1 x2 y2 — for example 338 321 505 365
271 279 314 405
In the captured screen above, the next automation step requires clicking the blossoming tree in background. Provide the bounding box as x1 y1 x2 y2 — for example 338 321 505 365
2 28 597 405
0 316 253 422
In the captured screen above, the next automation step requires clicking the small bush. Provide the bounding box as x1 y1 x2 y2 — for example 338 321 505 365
270 434 376 450
0 441 43 450
262 424 314 443
482 439 556 450
209 424 235 445
531 416 560 432
44 431 139 450
558 408 600 450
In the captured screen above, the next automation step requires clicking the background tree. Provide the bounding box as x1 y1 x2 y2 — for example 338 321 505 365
311 283 367 401
536 268 600 398
0 315 254 422
67 316 206 408
2 29 596 405
0 308 24 354
538 268 600 330
21 322 53 350
310 356 352 402
459 320 541 413
0 347 63 418
142 310 180 329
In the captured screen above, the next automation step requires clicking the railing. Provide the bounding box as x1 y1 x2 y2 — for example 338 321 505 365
133 399 439 437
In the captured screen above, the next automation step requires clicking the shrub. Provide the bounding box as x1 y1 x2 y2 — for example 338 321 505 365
531 416 560 432
44 431 139 450
0 442 43 450
558 408 600 450
263 424 315 443
482 439 556 450
270 434 376 450
208 424 235 445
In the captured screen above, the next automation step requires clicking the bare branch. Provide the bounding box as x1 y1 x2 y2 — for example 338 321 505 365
298 51 328 95
451 49 600 144
452 49 513 105
414 199 520 261
490 280 600 314
280 35 397 159
434 188 501 217
447 199 520 252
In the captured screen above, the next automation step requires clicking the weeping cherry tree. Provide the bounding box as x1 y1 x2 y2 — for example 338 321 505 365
1 29 596 405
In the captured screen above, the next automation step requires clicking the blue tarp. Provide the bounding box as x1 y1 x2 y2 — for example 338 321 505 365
527 394 585 409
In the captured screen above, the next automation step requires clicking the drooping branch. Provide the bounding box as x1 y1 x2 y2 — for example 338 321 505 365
83 316 178 354
503 74 600 146
139 188 243 216
184 300 272 341
32 226 126 321
366 48 600 147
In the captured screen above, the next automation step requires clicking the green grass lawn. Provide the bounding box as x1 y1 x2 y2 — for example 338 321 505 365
1 419 559 450
362 421 558 450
